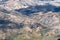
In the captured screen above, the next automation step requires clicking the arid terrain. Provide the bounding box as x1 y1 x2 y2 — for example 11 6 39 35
0 0 60 40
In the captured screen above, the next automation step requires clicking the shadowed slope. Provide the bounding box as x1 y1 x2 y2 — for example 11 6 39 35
15 4 60 16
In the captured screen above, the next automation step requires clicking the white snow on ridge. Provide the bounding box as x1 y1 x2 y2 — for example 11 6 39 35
35 0 60 6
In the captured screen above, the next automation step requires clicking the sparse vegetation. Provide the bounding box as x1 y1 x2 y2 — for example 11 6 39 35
0 8 60 40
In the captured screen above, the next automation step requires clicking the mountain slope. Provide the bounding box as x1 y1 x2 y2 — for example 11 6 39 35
0 0 60 40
